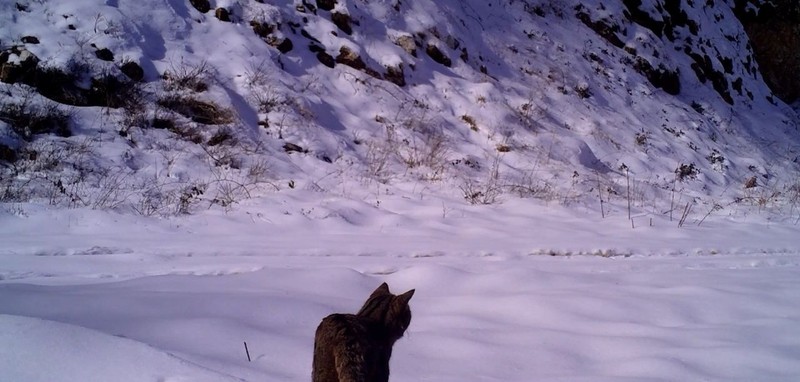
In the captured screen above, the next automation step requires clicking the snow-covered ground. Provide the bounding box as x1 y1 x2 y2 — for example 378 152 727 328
2 0 800 380
2 198 800 381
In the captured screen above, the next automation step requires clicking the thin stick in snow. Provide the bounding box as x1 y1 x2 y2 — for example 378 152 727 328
619 164 630 220
596 172 605 219
244 341 251 362
678 202 692 228
670 176 677 221
698 203 720 226
626 169 631 220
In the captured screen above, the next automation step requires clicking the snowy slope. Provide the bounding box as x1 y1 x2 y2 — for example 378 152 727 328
2 1 800 381
1 0 799 216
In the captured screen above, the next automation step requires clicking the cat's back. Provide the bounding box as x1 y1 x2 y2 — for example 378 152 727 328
313 313 374 382
315 313 369 342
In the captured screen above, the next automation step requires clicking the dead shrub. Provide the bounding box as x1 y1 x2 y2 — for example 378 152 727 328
459 178 502 205
675 163 699 181
0 97 71 141
150 115 204 143
460 114 478 131
162 60 211 92
157 95 234 125
207 128 235 146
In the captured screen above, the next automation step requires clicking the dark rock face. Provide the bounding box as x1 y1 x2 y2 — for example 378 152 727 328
331 12 352 35
95 48 114 61
394 35 417 57
426 44 451 67
215 8 231 22
189 0 211 13
632 56 682 96
335 46 365 70
575 4 624 48
316 0 336 11
275 38 294 53
283 142 308 154
1 46 138 109
385 64 405 87
250 21 294 53
21 36 39 44
733 0 800 104
121 61 145 82
0 47 39 84
0 143 16 163
316 50 335 68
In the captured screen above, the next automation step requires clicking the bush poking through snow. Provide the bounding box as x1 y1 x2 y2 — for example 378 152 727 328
496 144 511 153
0 96 71 141
367 100 452 180
675 163 699 181
460 154 504 205
706 150 725 172
574 82 592 98
162 60 211 93
157 95 234 125
460 115 479 131
744 176 758 189
0 139 100 206
635 131 649 147
460 178 502 205
177 183 206 214
507 171 556 201
207 128 236 147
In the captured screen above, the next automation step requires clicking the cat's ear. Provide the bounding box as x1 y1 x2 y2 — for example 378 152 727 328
369 282 391 299
395 289 415 305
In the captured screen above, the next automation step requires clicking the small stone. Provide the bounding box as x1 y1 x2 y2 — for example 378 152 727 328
283 142 307 153
21 36 39 44
95 48 114 61
215 8 230 22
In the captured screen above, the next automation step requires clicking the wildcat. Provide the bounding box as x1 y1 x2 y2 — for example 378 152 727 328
312 282 415 382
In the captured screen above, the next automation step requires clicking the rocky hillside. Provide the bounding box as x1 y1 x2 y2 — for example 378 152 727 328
1 0 798 218
732 0 800 105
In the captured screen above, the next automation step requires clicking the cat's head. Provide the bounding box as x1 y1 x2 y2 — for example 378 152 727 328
357 282 415 341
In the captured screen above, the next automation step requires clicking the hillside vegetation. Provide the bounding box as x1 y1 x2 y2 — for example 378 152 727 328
1 0 799 220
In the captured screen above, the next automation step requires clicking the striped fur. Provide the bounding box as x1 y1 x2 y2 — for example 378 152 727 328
312 283 415 382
